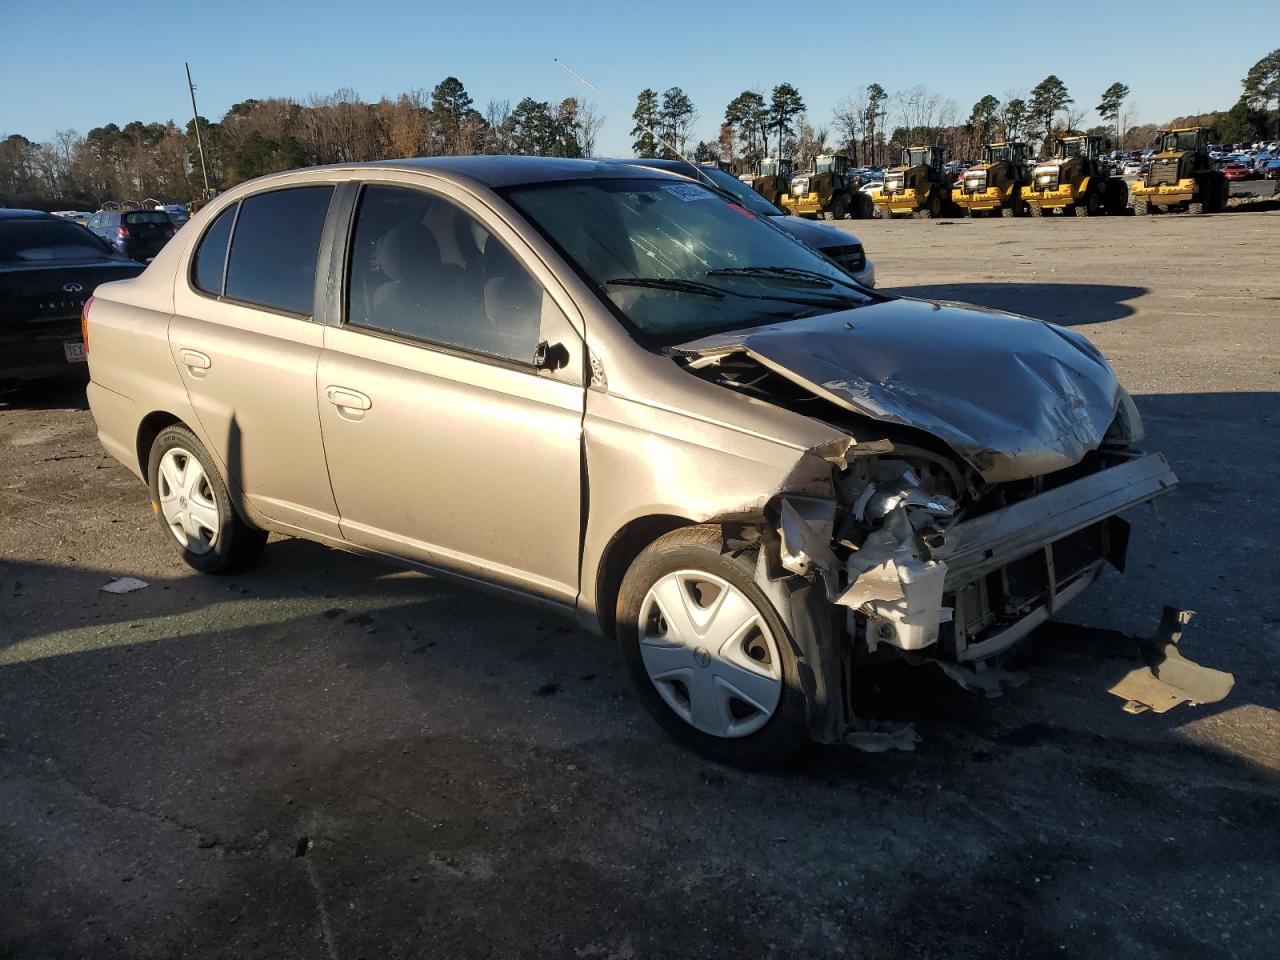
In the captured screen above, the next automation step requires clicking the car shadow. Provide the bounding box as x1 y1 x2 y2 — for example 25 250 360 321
887 282 1147 325
0 378 89 411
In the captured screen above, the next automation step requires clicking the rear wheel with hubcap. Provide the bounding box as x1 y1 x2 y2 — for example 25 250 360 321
147 424 267 574
617 525 808 765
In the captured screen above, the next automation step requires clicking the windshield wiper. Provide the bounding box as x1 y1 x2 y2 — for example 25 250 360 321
606 275 851 309
706 265 869 296
607 277 725 298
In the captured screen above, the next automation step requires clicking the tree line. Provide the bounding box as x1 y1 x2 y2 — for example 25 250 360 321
0 76 603 209
2 50 1277 209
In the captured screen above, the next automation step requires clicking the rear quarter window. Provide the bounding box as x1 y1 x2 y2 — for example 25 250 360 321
224 186 334 316
192 204 237 296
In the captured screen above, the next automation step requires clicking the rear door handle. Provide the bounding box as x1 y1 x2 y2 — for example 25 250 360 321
180 349 211 374
325 386 372 411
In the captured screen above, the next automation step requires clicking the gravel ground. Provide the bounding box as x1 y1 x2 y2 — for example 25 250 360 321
2 210 1278 959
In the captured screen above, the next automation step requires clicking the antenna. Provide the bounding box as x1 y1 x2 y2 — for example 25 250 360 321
554 59 716 189
186 62 211 200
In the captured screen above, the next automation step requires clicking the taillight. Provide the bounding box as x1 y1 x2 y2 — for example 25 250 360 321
116 225 130 239
81 295 94 352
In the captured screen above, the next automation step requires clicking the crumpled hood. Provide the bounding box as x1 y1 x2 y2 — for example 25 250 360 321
676 297 1125 483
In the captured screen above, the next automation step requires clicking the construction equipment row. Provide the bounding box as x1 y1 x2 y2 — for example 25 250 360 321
748 127 1227 221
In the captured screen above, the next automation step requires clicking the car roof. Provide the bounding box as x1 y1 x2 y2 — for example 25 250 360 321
0 208 58 220
367 155 675 189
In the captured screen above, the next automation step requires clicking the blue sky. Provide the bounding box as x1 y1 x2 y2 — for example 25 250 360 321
1 0 1267 153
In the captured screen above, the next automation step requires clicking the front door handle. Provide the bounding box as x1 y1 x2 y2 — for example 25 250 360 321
180 349 211 376
325 386 372 411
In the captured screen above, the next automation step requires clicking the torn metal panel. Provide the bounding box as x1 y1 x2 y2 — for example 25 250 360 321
847 720 919 753
829 464 957 653
898 653 1029 698
676 298 1134 483
778 498 840 594
1108 608 1235 714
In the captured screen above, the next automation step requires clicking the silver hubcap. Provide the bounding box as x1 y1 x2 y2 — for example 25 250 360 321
638 570 782 739
157 447 220 555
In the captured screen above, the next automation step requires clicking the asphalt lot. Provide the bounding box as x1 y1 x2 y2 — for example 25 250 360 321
2 210 1279 959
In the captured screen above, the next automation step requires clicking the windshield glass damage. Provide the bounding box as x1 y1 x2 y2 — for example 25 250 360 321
502 177 875 344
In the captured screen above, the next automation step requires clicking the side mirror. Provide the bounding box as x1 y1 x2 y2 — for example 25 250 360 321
533 340 570 372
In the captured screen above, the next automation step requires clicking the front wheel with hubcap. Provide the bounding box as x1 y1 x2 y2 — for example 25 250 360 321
617 525 808 765
147 424 267 574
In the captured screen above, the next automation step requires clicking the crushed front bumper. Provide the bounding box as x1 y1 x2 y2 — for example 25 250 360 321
939 452 1177 660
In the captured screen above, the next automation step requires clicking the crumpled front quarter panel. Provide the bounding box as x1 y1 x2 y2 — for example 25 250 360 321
578 389 842 625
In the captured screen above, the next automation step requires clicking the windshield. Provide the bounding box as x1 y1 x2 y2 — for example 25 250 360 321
695 166 782 216
987 145 1013 163
1161 131 1200 152
814 156 835 173
502 177 874 345
0 219 113 262
1062 140 1087 158
906 149 931 167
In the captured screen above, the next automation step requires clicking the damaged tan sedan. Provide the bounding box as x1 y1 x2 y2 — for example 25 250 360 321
84 158 1176 763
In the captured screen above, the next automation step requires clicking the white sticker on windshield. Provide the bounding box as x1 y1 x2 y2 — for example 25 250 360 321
662 183 714 202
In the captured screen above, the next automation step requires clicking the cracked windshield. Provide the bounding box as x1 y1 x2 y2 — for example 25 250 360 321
504 177 872 343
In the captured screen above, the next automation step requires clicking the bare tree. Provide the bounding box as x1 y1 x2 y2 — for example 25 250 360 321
484 99 513 154
832 91 869 162
577 101 605 157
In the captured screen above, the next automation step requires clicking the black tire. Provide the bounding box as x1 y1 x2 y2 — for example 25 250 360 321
1029 203 1043 217
1188 200 1204 215
147 424 267 574
872 202 888 219
1133 198 1150 216
616 525 809 766
1000 205 1015 218
1075 191 1101 217
1105 181 1129 216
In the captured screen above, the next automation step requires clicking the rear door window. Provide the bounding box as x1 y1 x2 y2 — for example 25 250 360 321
224 186 334 316
192 204 237 295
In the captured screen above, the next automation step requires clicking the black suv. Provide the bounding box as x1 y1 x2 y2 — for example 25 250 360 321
87 209 178 261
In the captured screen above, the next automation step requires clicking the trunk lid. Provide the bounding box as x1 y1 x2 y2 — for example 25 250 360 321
0 259 145 334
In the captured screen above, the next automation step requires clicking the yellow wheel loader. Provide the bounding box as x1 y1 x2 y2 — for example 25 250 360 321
782 153 867 220
1024 136 1128 217
872 146 950 219
953 142 1031 217
750 158 794 211
1130 127 1228 215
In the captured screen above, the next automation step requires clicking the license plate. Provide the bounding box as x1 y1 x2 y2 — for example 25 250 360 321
64 341 86 363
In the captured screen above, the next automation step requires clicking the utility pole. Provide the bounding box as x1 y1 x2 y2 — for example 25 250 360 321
186 63 211 199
